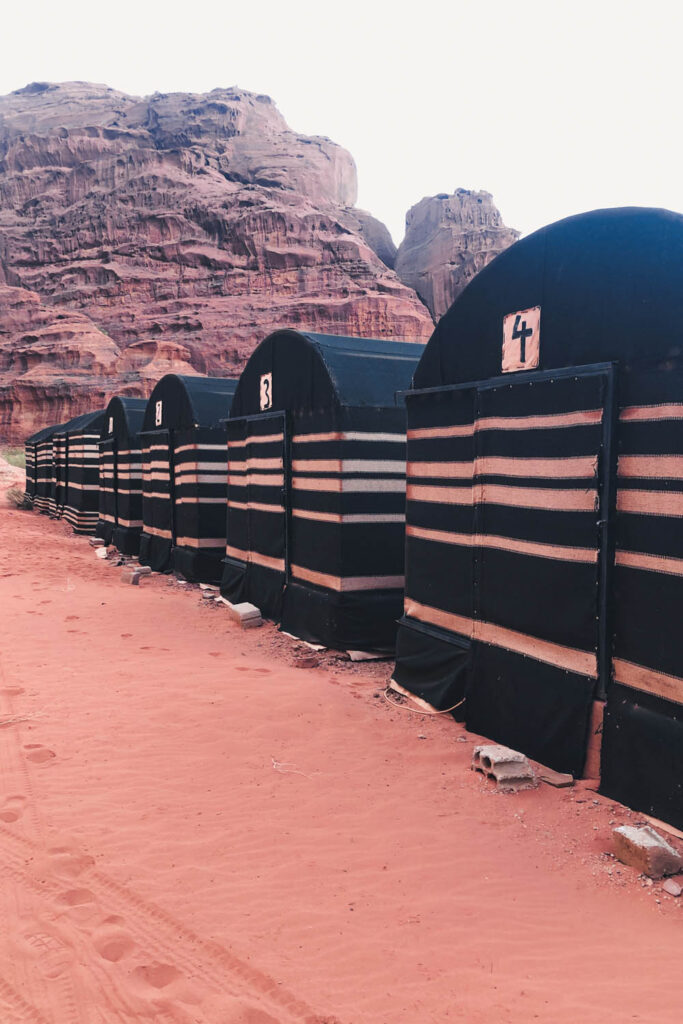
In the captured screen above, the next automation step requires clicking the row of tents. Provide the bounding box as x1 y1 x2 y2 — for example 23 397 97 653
23 207 683 831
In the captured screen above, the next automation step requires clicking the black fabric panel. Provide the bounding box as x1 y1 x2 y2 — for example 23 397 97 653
614 565 683 681
601 685 683 830
282 583 402 651
244 562 284 620
476 548 599 652
394 621 470 716
220 556 247 604
139 433 173 571
405 537 473 619
467 643 595 777
415 207 683 389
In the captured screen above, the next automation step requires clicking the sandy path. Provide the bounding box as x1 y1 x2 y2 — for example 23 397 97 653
0 493 680 1024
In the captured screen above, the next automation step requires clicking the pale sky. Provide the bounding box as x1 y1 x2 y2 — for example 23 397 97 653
2 0 681 244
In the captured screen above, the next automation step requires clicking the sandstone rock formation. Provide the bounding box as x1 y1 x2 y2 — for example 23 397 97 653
395 190 519 321
0 82 433 441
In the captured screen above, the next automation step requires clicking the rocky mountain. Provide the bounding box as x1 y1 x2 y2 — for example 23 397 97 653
0 82 433 441
395 189 519 320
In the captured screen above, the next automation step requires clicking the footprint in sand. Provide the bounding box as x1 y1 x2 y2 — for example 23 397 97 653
44 847 96 880
121 633 133 639
233 667 272 675
0 794 27 822
134 963 183 989
57 888 96 907
65 615 79 621
24 744 56 764
91 915 136 962
0 686 24 697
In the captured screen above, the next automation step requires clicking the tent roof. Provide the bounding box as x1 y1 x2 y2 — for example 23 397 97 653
54 409 107 436
142 374 238 431
231 330 425 418
414 206 683 389
102 396 147 441
26 424 63 444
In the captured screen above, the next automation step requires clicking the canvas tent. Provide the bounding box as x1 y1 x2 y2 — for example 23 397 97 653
393 206 683 829
55 410 107 533
97 396 147 553
24 426 53 506
139 374 237 582
31 423 67 515
221 329 424 650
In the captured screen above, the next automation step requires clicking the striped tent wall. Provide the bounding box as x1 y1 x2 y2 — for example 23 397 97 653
97 438 116 543
396 371 609 777
51 433 68 517
34 434 57 514
63 428 102 533
111 444 144 554
97 397 147 555
601 371 683 826
139 433 173 571
24 439 37 505
172 426 229 582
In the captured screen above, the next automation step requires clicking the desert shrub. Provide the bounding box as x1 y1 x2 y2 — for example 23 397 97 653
1 447 26 469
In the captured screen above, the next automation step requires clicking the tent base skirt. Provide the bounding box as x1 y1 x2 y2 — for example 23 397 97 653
393 618 470 718
96 519 114 545
172 545 225 585
112 525 142 557
601 684 683 831
139 532 172 573
281 582 402 652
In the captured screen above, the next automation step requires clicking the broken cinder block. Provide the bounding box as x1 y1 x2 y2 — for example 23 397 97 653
121 568 142 585
472 744 538 793
613 825 683 879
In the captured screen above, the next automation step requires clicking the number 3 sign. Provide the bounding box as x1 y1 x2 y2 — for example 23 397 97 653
260 372 273 411
502 306 541 373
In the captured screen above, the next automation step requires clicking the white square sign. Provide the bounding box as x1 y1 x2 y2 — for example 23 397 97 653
155 400 163 426
260 372 273 411
502 306 541 373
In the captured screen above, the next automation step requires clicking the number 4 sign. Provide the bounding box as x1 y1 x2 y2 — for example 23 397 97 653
502 306 541 373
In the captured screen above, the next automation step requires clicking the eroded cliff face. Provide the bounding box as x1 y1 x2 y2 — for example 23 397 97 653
0 81 432 441
395 189 519 321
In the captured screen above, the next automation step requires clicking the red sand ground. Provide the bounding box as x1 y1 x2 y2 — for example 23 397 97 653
0 487 681 1024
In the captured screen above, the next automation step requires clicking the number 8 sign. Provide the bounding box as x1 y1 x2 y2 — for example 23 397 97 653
502 306 541 373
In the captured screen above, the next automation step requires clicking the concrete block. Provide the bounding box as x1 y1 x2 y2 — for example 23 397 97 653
472 744 538 793
583 699 605 779
613 826 683 879
227 601 261 624
121 569 141 586
241 615 263 629
95 547 109 560
136 565 152 576
294 655 320 669
89 537 105 547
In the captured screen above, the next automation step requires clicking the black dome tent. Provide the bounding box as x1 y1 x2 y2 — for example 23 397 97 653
221 329 424 650
393 206 683 829
29 423 67 516
97 396 147 553
54 410 107 533
24 425 54 507
139 374 237 582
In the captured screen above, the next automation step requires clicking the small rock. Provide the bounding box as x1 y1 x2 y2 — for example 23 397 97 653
538 767 575 788
613 825 683 879
294 655 319 669
662 878 682 897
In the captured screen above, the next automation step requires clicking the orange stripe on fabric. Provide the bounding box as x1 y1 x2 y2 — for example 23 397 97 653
291 564 404 592
618 455 683 479
617 490 683 517
615 549 683 578
225 546 284 572
404 599 597 678
407 484 473 505
406 525 597 564
613 658 683 706
478 483 598 512
620 404 683 422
